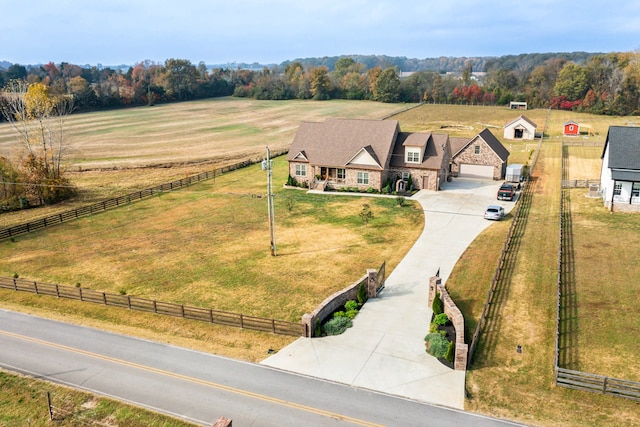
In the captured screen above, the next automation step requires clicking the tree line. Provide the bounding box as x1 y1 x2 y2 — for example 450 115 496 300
1 52 639 115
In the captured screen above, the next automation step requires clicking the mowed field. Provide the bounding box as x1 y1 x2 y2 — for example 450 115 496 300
0 97 406 228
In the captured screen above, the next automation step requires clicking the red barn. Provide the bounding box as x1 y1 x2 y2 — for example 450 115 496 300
563 121 580 136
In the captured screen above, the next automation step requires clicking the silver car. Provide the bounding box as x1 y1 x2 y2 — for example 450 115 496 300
484 205 505 220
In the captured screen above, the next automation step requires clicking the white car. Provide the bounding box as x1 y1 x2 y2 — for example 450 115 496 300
484 205 505 220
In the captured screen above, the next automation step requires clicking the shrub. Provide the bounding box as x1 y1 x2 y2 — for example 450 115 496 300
345 300 358 311
445 340 455 363
314 319 322 337
433 313 449 326
345 309 359 319
424 333 449 358
432 293 444 315
357 280 368 305
429 322 438 333
333 311 346 318
323 316 352 336
395 196 406 207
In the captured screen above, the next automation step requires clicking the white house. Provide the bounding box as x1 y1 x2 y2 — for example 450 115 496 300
600 126 640 212
503 115 537 140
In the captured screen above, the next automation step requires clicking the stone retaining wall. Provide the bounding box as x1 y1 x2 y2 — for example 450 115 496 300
428 276 468 371
302 269 378 337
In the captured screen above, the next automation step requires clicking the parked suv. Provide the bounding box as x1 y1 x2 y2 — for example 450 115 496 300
497 183 516 201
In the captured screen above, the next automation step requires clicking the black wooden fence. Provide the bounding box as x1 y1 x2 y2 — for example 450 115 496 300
0 276 306 337
0 150 288 241
555 368 640 401
554 142 640 401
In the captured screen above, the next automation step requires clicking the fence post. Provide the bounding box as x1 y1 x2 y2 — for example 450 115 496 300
79 287 83 301
55 284 59 298
603 377 608 394
240 314 244 328
102 292 106 305
13 278 17 290
46 391 53 420
272 319 276 333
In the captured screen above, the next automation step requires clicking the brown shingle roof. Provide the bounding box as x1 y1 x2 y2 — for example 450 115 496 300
449 136 471 156
389 132 450 170
286 118 399 170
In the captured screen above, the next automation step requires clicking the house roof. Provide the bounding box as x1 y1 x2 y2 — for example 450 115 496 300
389 132 450 170
602 126 640 178
286 118 399 170
449 136 472 157
564 121 579 126
453 128 510 162
504 115 537 129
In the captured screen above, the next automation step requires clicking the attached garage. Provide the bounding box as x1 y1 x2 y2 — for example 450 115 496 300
459 164 494 179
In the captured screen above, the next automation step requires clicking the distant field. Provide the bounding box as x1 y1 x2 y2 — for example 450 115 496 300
0 97 406 170
0 97 407 227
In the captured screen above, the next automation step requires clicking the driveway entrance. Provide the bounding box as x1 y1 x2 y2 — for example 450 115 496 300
262 178 515 409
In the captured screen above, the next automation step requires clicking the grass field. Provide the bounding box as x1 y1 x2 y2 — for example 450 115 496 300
1 157 423 322
0 370 196 426
0 97 407 229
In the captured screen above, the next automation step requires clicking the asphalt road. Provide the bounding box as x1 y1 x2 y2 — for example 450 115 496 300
0 310 525 426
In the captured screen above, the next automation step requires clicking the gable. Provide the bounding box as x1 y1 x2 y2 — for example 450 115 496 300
291 151 308 162
453 129 509 162
346 146 382 168
504 115 537 130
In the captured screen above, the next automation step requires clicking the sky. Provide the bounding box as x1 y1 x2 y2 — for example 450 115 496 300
3 0 640 67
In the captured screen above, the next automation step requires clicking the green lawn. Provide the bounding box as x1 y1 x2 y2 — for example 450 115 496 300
0 370 197 427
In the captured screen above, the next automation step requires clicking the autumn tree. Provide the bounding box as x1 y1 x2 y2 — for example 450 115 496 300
372 68 400 102
309 66 331 100
0 81 75 205
554 63 589 101
162 58 199 101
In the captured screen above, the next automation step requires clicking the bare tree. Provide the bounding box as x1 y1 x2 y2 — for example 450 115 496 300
0 80 75 205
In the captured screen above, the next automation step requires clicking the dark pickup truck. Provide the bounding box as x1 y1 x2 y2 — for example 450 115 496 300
497 183 516 201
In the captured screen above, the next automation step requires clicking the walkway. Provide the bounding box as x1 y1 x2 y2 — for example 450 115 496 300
262 178 515 409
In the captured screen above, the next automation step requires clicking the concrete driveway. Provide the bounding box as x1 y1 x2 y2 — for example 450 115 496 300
261 178 516 409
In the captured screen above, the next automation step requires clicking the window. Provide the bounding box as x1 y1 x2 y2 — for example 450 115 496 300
357 172 369 185
474 145 480 154
402 172 410 180
406 149 420 163
295 164 306 176
337 168 346 179
613 182 622 196
632 183 640 197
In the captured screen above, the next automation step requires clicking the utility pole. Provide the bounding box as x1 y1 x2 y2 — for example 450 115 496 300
263 147 277 256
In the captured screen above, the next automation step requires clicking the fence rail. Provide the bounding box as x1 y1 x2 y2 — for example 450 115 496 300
555 142 639 402
556 368 640 401
0 150 288 242
561 179 600 189
0 277 305 337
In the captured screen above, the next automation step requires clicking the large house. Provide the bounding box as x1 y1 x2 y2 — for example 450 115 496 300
600 126 640 212
286 118 508 192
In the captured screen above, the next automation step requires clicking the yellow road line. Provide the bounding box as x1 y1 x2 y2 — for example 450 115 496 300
0 330 384 427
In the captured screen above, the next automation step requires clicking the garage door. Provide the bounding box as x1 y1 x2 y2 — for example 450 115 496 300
459 164 494 179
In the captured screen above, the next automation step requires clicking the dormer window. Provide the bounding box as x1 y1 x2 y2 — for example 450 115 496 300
406 148 421 163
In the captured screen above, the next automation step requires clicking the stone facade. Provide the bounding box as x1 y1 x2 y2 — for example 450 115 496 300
452 140 504 180
428 276 468 371
302 269 378 337
389 167 443 191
